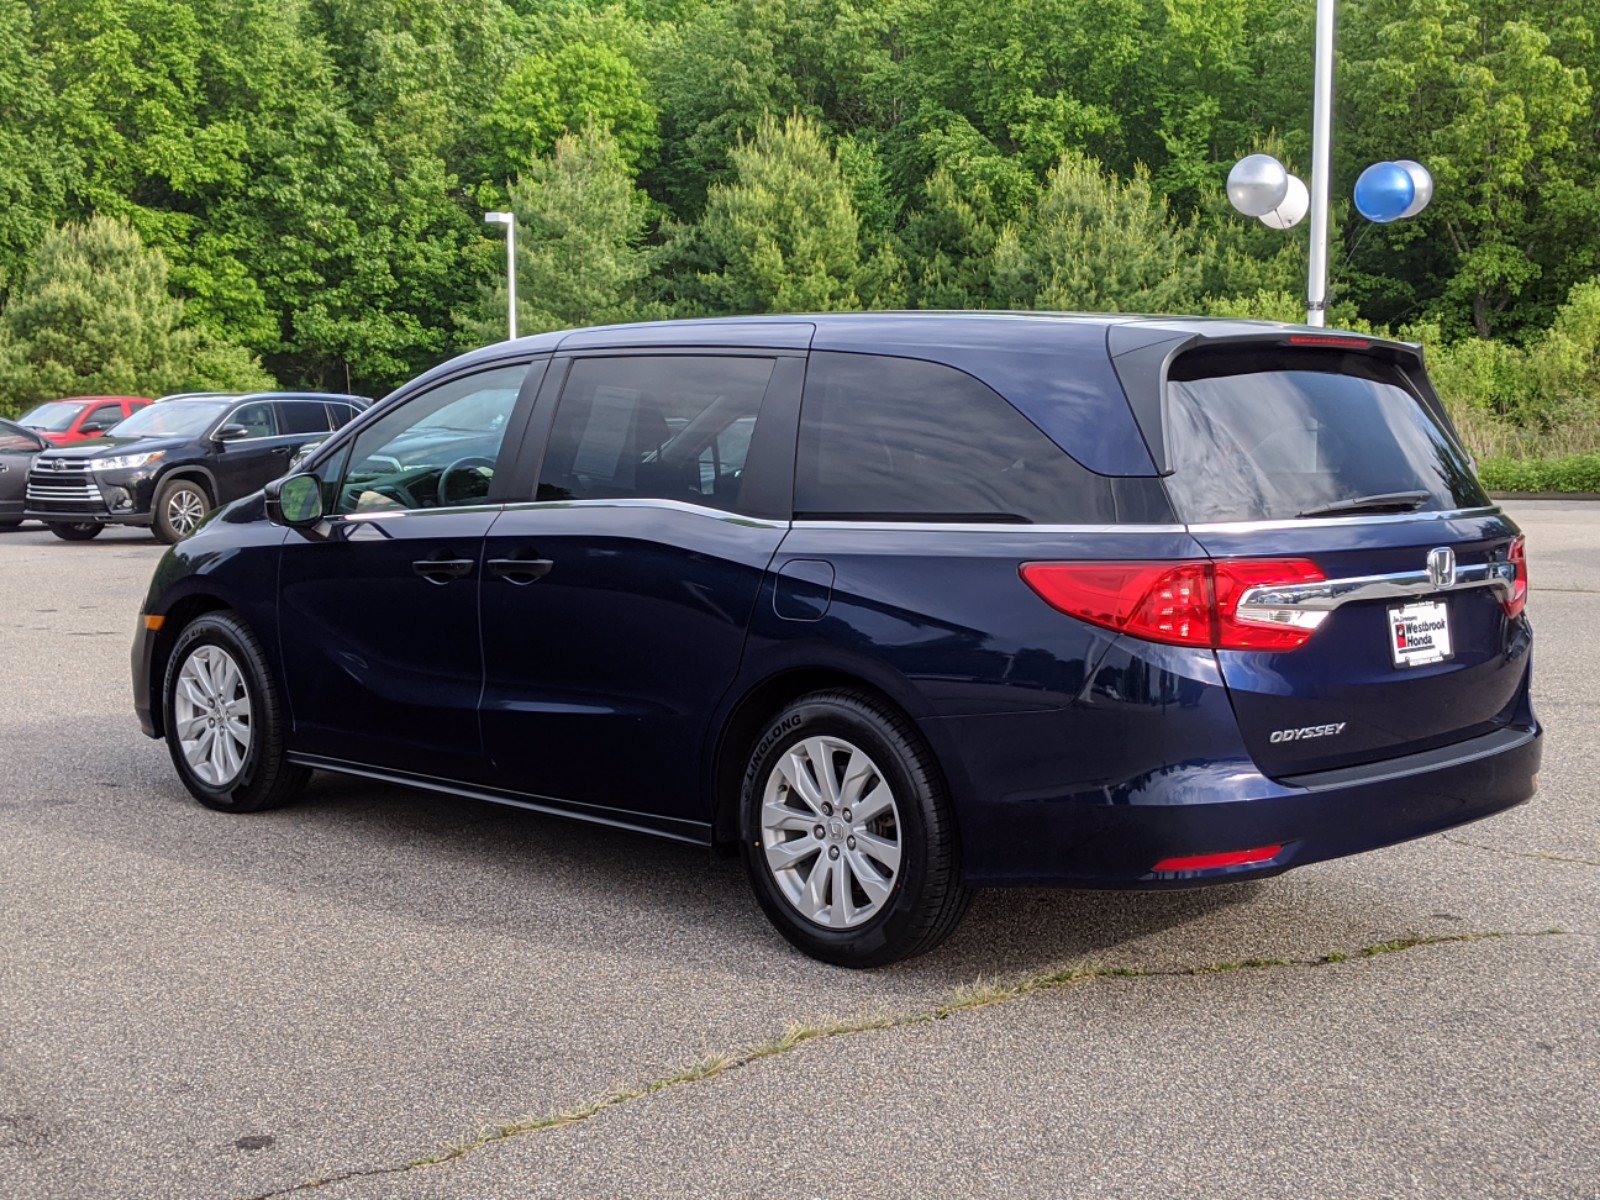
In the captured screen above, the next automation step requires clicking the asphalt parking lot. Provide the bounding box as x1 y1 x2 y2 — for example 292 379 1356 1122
1 503 1595 1200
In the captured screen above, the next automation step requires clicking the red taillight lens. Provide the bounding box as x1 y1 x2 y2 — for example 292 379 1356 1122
1021 559 1325 651
1211 558 1327 649
1020 561 1213 646
1503 534 1528 619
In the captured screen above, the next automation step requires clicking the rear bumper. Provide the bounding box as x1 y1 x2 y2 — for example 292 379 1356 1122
941 721 1541 887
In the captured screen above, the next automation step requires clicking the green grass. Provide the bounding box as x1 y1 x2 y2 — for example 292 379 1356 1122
1478 452 1600 494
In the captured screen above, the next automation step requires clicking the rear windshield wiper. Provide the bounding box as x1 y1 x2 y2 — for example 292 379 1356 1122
1297 491 1430 519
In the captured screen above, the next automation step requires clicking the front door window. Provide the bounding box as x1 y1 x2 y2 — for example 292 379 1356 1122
335 366 528 514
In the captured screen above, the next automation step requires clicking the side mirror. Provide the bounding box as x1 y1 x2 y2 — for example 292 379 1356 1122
214 423 250 442
265 473 325 528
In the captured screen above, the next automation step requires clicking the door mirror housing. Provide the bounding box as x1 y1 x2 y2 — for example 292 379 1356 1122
78 422 106 436
265 473 325 528
214 423 251 442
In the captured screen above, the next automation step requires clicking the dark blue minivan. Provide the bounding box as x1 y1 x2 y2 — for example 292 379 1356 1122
132 314 1539 965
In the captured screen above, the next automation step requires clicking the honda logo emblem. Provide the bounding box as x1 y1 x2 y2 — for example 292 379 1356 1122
1427 546 1456 589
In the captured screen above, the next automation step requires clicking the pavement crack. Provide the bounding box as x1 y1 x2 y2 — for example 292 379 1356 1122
240 927 1567 1198
1444 833 1599 867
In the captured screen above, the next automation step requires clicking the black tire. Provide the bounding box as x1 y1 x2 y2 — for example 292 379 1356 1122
49 521 103 541
740 689 972 967
162 610 310 813
152 476 211 544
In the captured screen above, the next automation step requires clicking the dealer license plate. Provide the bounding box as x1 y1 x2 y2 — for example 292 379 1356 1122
1388 600 1453 668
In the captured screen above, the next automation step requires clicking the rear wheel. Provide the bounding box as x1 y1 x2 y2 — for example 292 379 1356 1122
153 477 210 544
740 689 972 967
49 522 102 541
162 610 309 813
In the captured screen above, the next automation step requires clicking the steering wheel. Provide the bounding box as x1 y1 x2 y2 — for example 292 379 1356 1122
437 455 497 507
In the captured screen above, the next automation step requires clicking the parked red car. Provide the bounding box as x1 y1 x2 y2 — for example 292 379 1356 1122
16 396 150 445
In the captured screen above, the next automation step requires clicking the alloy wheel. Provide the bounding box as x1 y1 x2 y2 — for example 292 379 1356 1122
174 645 252 786
167 488 205 537
760 735 902 929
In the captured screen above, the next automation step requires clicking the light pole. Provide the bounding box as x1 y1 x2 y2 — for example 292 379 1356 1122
1305 0 1336 327
484 211 517 341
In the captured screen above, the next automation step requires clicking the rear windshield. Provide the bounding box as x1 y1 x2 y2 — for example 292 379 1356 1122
1163 351 1487 523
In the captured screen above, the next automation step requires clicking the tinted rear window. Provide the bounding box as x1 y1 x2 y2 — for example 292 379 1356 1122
1164 351 1487 523
795 352 1115 523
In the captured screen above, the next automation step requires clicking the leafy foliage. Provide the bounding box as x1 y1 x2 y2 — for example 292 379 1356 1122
0 216 270 409
462 126 661 342
1 0 1598 466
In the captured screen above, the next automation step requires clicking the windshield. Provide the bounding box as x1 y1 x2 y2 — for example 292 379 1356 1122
1163 351 1487 523
107 400 231 439
18 401 87 432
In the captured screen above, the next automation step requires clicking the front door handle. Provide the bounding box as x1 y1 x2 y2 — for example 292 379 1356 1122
412 556 476 583
487 556 554 584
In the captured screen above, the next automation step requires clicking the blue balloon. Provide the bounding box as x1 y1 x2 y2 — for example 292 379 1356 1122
1354 161 1416 223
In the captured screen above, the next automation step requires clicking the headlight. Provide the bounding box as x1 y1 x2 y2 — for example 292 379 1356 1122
94 451 164 472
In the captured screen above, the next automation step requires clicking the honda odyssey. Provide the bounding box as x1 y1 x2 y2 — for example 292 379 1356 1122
131 314 1539 965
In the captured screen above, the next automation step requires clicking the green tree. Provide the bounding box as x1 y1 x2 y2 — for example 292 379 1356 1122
0 0 66 289
481 35 658 182
0 216 271 411
1340 0 1598 337
460 127 661 343
991 153 1202 313
684 114 865 314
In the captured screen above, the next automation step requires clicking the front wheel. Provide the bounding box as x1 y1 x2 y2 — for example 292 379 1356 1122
153 477 211 544
49 522 102 541
162 610 310 812
740 689 972 967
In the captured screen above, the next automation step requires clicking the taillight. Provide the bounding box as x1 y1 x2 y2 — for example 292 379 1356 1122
1020 559 1326 651
1503 535 1528 619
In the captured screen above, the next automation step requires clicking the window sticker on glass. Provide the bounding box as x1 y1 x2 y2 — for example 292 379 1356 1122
1388 600 1452 668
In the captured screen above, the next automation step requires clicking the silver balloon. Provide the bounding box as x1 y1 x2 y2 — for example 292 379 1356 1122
1227 154 1290 218
1394 159 1433 218
1259 174 1310 230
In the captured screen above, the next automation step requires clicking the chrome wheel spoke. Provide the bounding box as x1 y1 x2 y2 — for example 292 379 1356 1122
762 801 817 834
838 749 875 807
848 851 893 906
852 830 900 875
764 835 821 873
777 750 827 815
852 783 894 824
830 857 856 927
800 853 832 920
802 738 842 805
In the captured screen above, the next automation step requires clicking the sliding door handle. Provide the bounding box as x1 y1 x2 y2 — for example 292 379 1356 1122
487 556 554 584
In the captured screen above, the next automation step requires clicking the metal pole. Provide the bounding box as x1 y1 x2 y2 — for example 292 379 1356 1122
1306 0 1335 327
505 219 517 342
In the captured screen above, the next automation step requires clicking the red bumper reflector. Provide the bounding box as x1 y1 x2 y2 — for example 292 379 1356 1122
1152 845 1283 872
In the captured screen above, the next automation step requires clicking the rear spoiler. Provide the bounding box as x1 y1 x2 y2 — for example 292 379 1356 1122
1105 323 1461 475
